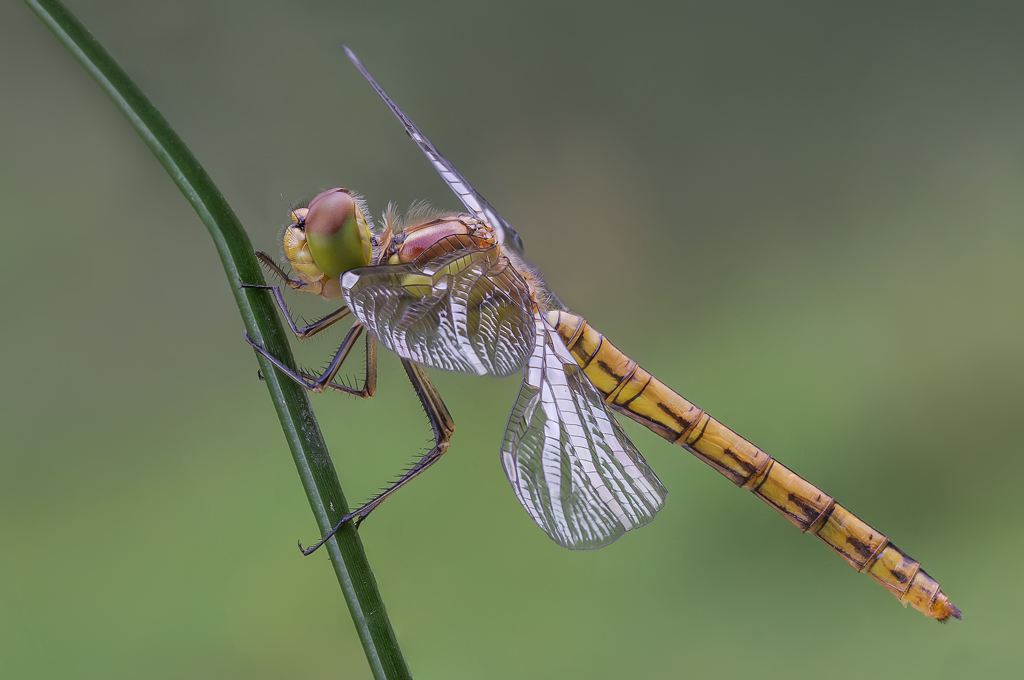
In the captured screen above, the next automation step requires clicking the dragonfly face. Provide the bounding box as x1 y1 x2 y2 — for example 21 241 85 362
282 188 373 299
246 47 959 621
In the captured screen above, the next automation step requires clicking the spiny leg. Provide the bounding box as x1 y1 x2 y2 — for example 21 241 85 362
287 332 378 398
254 250 307 290
245 325 376 397
242 280 352 339
243 251 353 339
299 358 455 556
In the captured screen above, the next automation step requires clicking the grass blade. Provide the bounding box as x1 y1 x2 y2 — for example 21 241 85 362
24 1 410 677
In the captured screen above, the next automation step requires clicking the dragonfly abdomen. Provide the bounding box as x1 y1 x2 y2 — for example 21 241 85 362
546 310 960 622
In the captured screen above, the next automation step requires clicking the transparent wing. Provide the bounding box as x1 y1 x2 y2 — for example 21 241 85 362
500 310 667 549
344 46 526 256
341 236 535 377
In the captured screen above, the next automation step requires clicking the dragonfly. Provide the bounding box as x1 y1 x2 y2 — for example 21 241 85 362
244 47 960 623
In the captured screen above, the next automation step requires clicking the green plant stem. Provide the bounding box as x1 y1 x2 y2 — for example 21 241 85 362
25 1 410 677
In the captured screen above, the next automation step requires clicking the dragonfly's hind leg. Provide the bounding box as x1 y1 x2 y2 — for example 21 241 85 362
245 325 377 397
299 359 455 556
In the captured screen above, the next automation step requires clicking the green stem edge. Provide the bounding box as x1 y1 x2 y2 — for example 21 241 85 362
24 2 410 678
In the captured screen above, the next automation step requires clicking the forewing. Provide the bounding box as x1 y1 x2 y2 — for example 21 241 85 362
344 46 525 255
341 241 534 377
500 311 667 549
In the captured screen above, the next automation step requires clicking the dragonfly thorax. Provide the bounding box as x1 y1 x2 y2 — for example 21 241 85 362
382 214 495 265
282 188 373 299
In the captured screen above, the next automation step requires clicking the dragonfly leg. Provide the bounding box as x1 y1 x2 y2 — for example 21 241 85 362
299 358 455 555
298 332 377 398
242 280 352 339
253 250 308 290
245 325 376 397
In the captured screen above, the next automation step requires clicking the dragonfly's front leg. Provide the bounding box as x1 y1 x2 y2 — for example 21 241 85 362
253 250 307 290
245 325 376 398
243 254 351 340
243 282 352 339
299 359 455 556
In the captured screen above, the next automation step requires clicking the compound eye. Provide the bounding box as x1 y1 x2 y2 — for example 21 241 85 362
304 188 372 277
306 189 353 234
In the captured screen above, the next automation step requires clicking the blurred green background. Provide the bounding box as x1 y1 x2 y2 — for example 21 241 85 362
2 1 1022 677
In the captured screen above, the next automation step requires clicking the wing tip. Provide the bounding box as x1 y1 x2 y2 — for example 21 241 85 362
554 526 627 551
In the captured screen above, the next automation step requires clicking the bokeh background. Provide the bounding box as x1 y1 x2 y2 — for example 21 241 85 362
2 1 1022 678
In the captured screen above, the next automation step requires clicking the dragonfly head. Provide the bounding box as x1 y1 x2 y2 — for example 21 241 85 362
283 188 373 296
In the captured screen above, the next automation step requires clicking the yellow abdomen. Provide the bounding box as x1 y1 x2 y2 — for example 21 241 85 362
546 309 960 622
